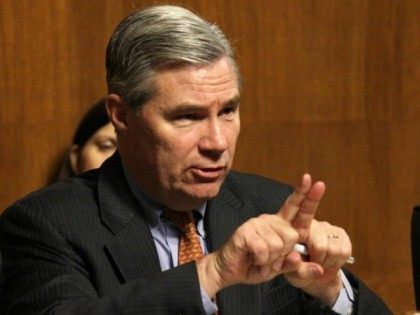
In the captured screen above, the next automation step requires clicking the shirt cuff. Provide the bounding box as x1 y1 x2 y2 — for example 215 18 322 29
332 270 355 314
200 286 218 315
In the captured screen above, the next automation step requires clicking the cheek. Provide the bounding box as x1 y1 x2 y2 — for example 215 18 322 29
78 147 108 172
157 138 191 167
157 126 196 153
152 134 198 178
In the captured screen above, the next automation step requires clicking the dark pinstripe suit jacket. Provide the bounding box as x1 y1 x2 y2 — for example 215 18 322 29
0 153 391 314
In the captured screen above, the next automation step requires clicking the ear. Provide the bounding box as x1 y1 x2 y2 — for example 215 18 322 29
69 144 80 174
106 94 130 134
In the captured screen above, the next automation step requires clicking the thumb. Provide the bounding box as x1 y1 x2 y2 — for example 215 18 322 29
285 262 324 288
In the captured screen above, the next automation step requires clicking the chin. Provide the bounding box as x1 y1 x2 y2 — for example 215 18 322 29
185 183 222 202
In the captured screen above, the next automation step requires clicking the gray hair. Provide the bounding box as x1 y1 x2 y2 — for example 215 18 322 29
106 5 239 112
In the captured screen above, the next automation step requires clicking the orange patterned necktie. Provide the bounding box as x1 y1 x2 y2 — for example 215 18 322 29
165 208 204 264
165 208 220 314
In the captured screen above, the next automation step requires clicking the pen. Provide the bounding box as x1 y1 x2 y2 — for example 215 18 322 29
293 243 355 264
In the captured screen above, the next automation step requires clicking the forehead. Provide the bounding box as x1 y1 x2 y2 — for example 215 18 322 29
152 58 240 106
94 123 115 137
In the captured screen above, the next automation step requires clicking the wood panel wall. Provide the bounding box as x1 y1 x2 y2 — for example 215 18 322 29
1 0 419 313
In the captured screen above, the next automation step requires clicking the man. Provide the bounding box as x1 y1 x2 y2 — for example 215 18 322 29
0 5 390 314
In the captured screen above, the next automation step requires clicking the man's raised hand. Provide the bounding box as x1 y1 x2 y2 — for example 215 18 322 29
197 174 324 297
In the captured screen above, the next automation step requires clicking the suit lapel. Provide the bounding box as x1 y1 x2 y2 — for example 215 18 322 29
98 153 161 282
97 156 262 312
206 178 262 315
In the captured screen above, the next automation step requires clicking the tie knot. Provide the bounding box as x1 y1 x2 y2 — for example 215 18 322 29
165 208 204 265
164 208 195 233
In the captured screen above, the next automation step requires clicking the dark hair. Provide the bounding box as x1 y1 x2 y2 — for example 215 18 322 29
49 98 111 183
72 98 109 147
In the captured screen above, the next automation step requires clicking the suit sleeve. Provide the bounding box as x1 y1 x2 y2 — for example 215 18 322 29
0 203 206 315
300 269 392 314
343 269 392 315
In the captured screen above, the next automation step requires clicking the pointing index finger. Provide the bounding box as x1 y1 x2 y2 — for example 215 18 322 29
292 181 325 232
278 174 312 222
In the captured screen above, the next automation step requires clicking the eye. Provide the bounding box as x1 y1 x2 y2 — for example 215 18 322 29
219 105 238 119
172 111 206 127
176 113 200 121
222 106 236 115
97 140 117 152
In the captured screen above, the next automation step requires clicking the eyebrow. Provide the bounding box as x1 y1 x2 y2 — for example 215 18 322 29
224 95 241 109
169 95 241 113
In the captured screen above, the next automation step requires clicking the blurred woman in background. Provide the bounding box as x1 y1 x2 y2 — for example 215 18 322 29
57 98 117 180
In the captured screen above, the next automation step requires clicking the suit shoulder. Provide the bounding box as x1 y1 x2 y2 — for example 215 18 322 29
224 171 294 214
2 171 98 220
226 170 293 192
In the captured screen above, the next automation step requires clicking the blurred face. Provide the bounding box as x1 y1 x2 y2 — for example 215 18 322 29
115 57 240 210
71 123 117 173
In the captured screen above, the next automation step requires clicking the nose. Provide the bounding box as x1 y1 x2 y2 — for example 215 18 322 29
199 119 228 156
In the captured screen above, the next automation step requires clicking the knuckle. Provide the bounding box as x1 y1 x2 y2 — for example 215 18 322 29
283 229 299 248
290 230 300 243
253 241 269 258
337 227 347 236
248 217 259 226
319 221 330 228
270 239 284 253
328 245 341 257
259 213 271 220
312 242 328 254
342 245 352 258
236 224 248 235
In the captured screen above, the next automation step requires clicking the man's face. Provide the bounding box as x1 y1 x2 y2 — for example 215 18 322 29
119 57 240 210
